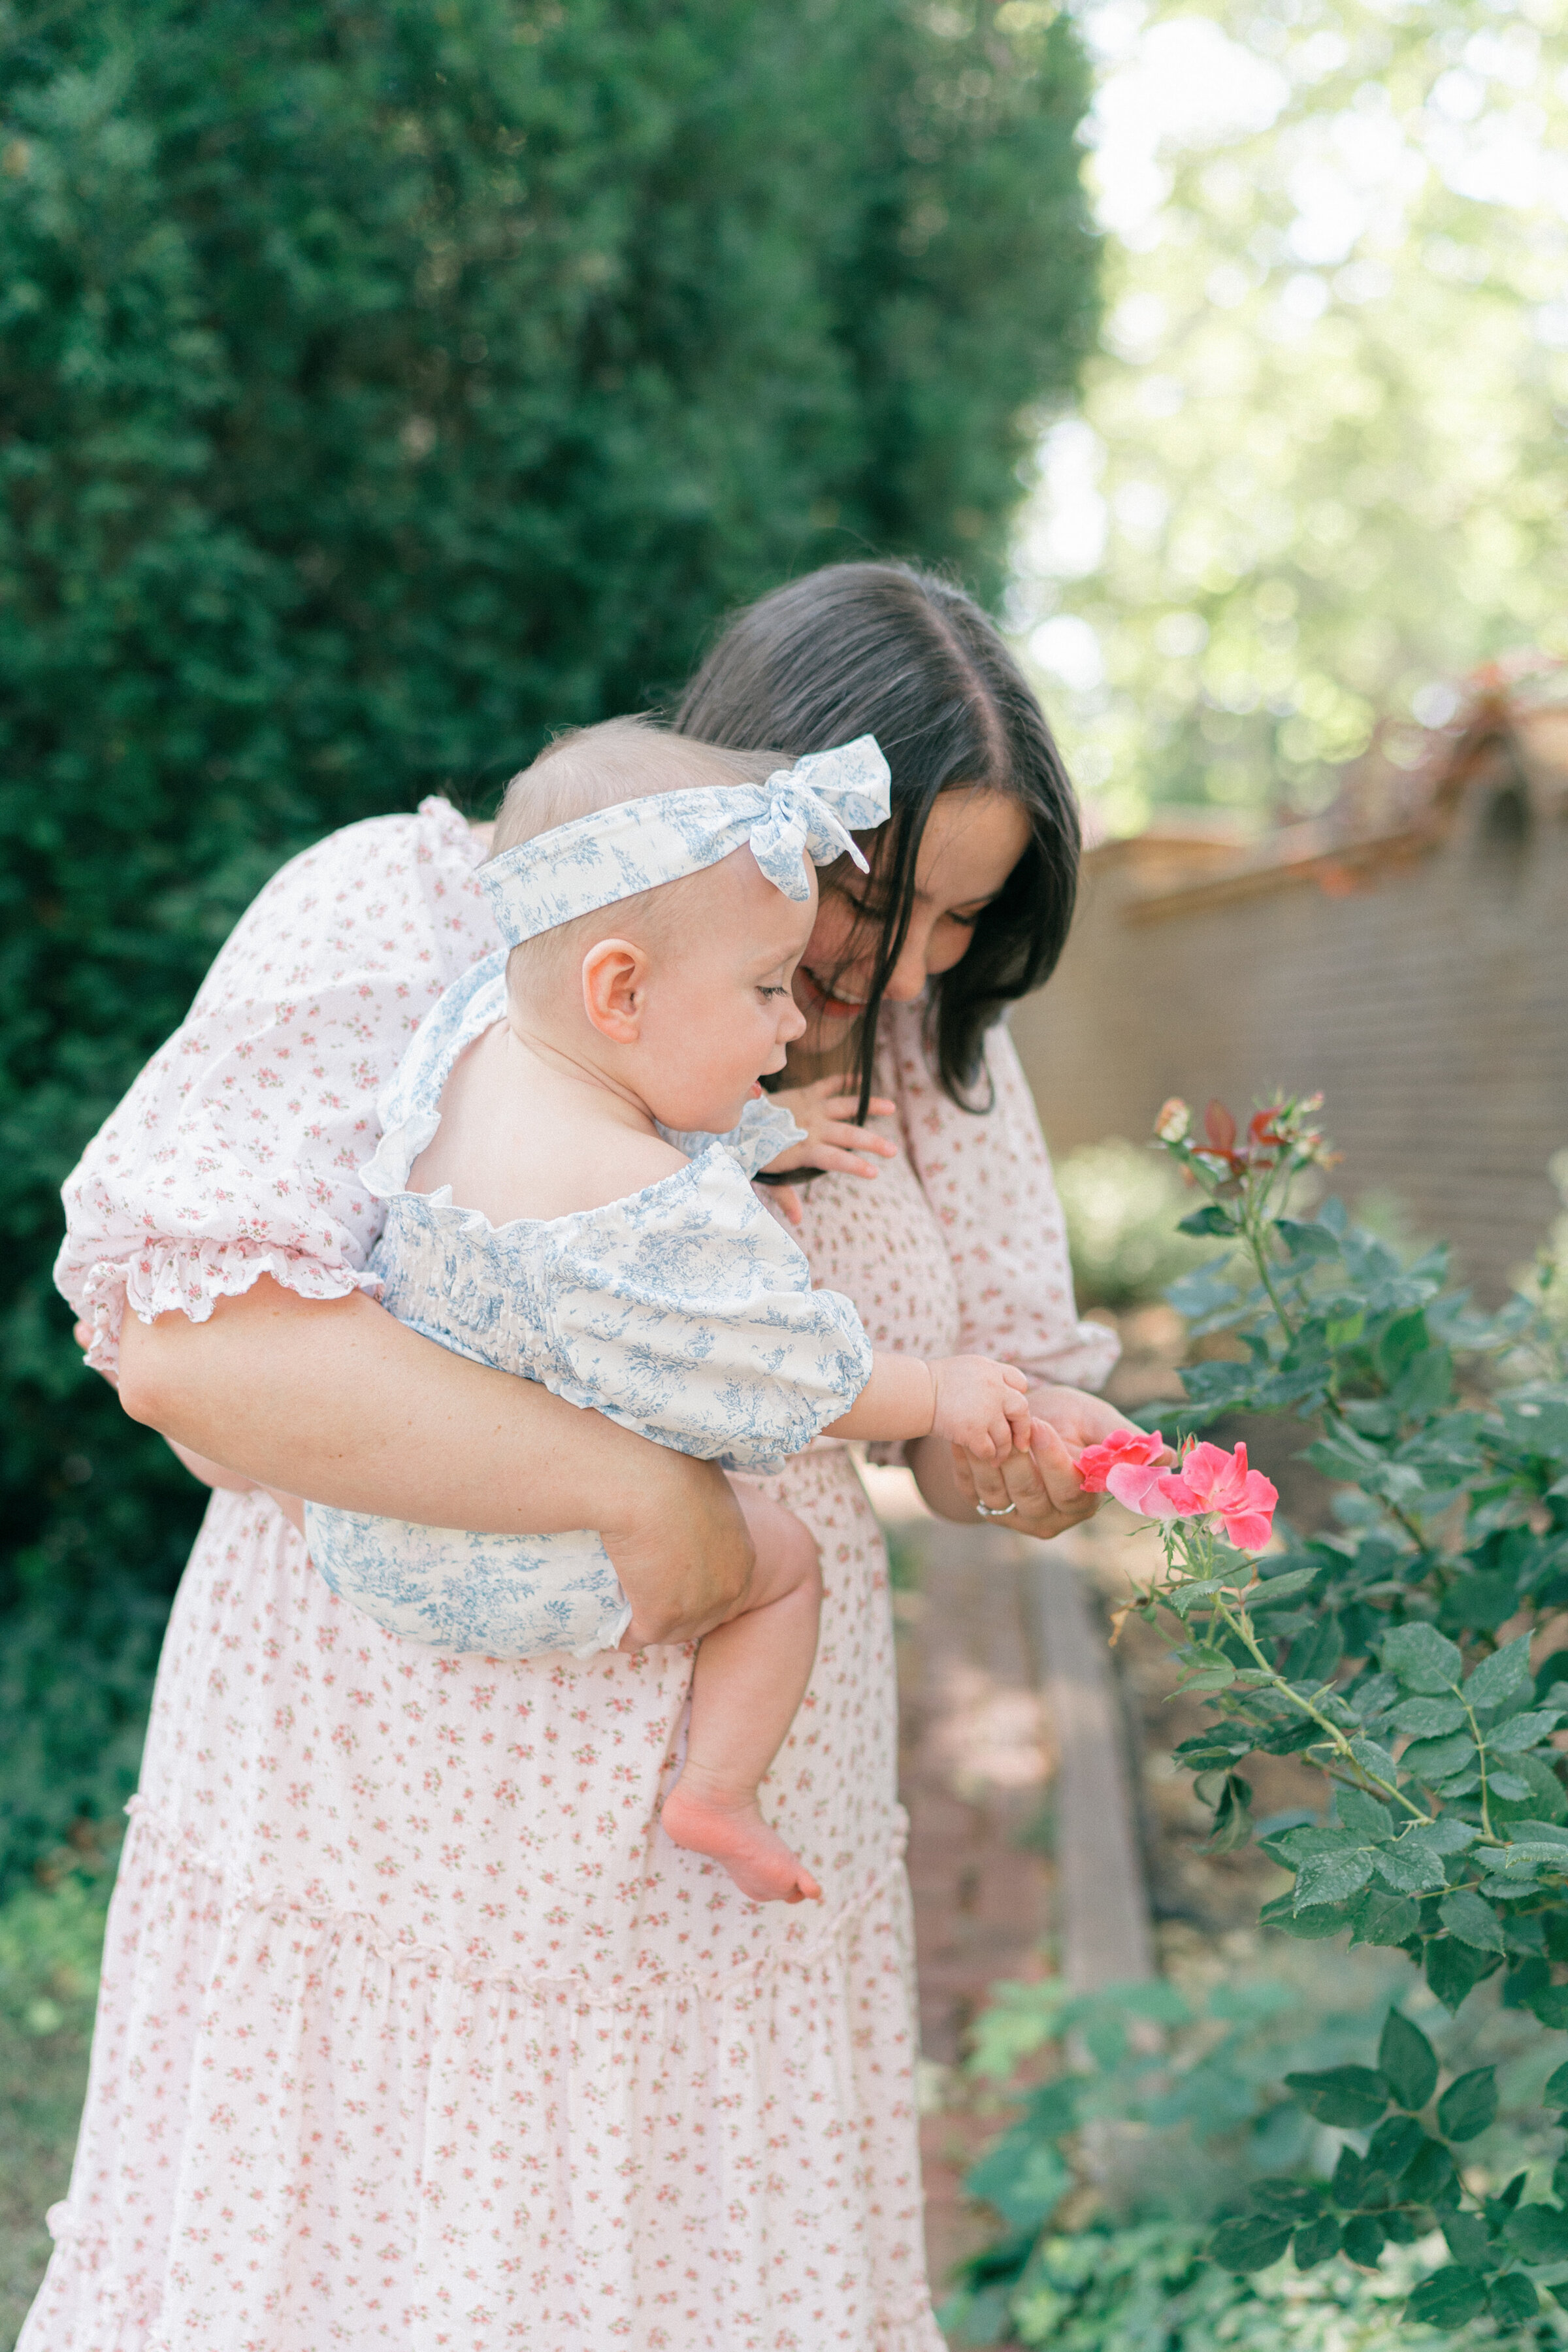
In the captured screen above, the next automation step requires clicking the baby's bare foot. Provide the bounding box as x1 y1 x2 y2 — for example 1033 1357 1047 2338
660 1782 822 1904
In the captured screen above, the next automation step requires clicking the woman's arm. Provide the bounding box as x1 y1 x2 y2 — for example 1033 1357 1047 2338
119 1277 755 1642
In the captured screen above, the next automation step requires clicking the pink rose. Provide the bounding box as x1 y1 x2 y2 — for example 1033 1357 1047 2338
1107 1439 1279 1554
1075 1428 1168 1495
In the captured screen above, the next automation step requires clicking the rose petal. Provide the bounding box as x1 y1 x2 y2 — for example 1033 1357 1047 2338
1222 1509 1276 1552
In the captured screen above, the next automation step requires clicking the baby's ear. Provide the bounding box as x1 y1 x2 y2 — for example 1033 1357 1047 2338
581 938 647 1041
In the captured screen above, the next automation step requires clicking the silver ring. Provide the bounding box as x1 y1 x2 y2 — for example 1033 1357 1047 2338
975 1499 1019 1519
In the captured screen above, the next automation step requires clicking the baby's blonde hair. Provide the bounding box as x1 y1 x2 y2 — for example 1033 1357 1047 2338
490 715 784 1002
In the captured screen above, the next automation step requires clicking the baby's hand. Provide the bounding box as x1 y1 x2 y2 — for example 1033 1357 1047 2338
760 1079 898 1226
928 1356 1034 1463
765 1077 897 1181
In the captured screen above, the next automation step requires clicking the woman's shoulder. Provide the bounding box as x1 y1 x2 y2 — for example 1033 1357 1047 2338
202 796 499 1006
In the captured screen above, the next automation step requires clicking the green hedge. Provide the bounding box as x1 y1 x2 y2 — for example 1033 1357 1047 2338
0 0 1098 1885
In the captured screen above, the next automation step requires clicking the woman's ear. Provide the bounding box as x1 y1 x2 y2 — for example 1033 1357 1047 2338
581 938 649 1042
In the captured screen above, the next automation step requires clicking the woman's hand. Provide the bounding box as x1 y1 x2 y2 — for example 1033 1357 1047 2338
911 1382 1143 1541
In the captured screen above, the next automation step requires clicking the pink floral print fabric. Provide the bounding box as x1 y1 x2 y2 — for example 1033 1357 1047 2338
32 800 1116 2351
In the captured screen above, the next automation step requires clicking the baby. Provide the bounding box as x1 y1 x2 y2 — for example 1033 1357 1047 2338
306 719 1038 1904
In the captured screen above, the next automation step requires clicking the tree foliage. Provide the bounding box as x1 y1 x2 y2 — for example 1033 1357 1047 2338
1011 0 1568 830
0 0 1098 1885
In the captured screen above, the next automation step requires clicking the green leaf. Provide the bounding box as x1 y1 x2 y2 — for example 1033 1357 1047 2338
1439 1889 1505 1952
1426 1935 1503 2012
1388 1345 1454 1420
1347 1738 1399 1786
1246 1565 1320 1608
1277 1217 1343 1266
1487 1770 1533 1799
1366 2112 1426 2177
1490 1709 1565 1753
1349 1887 1422 1950
1544 2061 1568 2110
1407 2267 1490 2328
1375 1309 1431 1384
1504 2204 1568 2261
1209 2212 1295 2274
1379 2010 1438 2110
1464 1634 1535 1710
1405 2138 1460 2208
1264 1893 1351 1939
1177 1205 1235 1237
1437 2065 1498 2142
1382 1624 1463 1693
1489 2272 1541 2324
1488 1751 1568 1823
1399 1731 1476 1785
962 2136 1071 2232
1283 2064 1390 2129
1439 1570 1523 1633
1294 1850 1375 1909
1524 1983 1568 2028
1292 2213 1342 2267
1407 1816 1479 1855
1339 2215 1386 2268
1391 1695 1465 1737
1443 2211 1492 2264
1335 1788 1394 1839
1372 1840 1447 1896
1500 1394 1568 1460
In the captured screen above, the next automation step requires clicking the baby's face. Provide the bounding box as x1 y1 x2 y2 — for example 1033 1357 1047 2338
636 847 813 1135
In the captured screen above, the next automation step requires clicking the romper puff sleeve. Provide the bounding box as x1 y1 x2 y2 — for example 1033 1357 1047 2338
883 997 1120 1394
54 798 498 1376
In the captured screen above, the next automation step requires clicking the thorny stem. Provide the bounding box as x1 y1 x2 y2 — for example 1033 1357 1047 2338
1199 1584 1434 1827
1459 1691 1496 1843
1230 1158 1436 1560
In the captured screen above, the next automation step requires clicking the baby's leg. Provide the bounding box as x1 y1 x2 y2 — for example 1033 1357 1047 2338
659 1490 823 1904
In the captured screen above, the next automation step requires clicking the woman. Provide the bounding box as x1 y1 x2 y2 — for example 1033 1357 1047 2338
33 563 1126 2351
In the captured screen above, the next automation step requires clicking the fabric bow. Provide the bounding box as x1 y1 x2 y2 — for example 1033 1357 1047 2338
745 740 891 901
480 734 892 945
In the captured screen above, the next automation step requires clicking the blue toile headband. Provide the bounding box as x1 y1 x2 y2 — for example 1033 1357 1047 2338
479 735 892 947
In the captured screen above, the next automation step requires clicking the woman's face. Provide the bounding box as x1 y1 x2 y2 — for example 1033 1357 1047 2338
792 787 1030 1054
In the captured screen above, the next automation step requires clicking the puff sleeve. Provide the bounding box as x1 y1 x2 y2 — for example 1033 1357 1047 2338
885 999 1120 1393
532 1146 874 1475
54 798 499 1376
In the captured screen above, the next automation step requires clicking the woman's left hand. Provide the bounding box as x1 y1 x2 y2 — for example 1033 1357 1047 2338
948 1383 1143 1539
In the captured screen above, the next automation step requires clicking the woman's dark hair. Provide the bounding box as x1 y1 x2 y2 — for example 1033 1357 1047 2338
673 561 1081 1118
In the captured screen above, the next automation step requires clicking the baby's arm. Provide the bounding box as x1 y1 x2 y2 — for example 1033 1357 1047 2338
826 1352 1035 1463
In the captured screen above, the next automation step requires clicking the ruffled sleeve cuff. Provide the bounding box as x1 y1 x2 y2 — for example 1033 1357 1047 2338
77 1241 380 1378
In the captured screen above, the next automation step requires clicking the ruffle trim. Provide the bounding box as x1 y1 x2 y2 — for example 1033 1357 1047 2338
124 1795 911 2008
77 1243 378 1377
35 2215 939 2352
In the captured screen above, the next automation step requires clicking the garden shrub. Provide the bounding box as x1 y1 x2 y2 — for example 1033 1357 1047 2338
958 1096 1568 2336
0 0 1098 1887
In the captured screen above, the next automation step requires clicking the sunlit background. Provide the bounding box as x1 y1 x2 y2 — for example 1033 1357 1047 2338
1007 0 1568 837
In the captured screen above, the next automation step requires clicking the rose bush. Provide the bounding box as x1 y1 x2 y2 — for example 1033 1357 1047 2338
958 1092 1568 2338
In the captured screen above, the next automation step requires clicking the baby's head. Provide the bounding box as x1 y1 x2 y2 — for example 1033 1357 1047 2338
488 717 815 1136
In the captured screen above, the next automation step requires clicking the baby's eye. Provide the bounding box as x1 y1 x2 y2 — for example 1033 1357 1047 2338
757 984 788 1000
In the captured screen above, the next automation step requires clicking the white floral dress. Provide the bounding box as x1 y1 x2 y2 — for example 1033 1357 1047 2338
37 800 1119 2352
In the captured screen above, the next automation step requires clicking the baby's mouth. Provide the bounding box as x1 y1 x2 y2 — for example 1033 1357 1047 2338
798 968 868 1020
